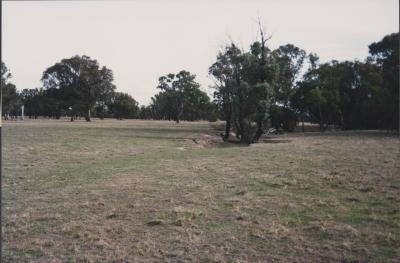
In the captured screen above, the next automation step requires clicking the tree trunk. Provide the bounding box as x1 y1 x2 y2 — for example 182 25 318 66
253 120 264 143
318 105 324 131
70 115 74 122
176 102 184 123
339 109 345 130
85 109 91 122
224 119 231 141
239 118 253 144
234 119 241 139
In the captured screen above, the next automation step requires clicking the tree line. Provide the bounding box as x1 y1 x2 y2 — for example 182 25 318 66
1 57 216 122
1 30 398 140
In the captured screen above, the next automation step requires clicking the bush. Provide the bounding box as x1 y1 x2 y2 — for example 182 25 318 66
270 105 297 132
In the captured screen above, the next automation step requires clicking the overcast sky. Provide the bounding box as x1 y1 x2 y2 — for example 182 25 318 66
3 0 398 105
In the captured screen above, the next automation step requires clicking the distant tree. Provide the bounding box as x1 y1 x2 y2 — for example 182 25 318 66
295 59 345 131
108 92 139 119
138 105 153 119
150 91 175 121
270 105 297 132
290 54 319 131
153 70 210 123
181 88 217 121
294 58 385 131
1 61 11 87
1 62 20 119
272 44 306 106
261 44 305 132
41 55 116 121
368 32 399 130
20 88 41 119
2 83 19 119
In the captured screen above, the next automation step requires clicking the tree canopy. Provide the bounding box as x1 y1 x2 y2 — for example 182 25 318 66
1 62 20 119
41 55 116 121
149 70 216 122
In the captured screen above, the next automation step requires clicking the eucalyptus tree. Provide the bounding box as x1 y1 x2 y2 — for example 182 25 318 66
19 88 41 119
209 44 242 139
1 62 20 119
41 55 116 121
209 25 276 144
272 44 306 106
368 32 399 129
153 70 208 123
108 92 139 119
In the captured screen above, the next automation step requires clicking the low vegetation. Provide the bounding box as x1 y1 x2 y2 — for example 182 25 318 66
3 119 399 262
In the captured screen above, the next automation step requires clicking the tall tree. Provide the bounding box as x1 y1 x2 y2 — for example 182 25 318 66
209 44 242 139
154 70 206 123
368 32 399 130
272 44 306 106
20 88 41 119
209 24 275 144
108 92 139 119
1 62 20 119
41 55 116 121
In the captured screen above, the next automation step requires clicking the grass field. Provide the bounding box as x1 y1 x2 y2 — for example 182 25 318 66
2 119 399 262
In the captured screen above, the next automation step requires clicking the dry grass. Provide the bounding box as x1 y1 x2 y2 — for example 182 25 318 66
2 118 400 262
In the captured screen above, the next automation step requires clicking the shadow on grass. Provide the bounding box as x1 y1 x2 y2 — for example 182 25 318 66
262 139 292 143
289 130 399 139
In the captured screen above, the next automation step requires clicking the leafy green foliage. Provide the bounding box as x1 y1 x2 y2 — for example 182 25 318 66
149 70 216 122
270 105 297 132
368 32 399 129
210 40 274 144
19 88 42 118
108 92 139 119
41 55 116 121
272 44 306 106
293 57 392 130
1 62 20 118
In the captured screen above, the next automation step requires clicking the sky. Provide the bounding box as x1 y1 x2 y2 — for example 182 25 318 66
2 0 399 105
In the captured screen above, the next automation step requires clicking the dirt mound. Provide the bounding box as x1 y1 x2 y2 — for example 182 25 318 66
187 134 222 148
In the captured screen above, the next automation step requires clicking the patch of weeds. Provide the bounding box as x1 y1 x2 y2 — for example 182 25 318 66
146 219 164 226
281 211 313 227
106 213 118 219
302 224 325 237
369 246 399 260
222 202 234 209
336 210 369 225
170 206 203 226
204 221 228 230
359 186 374 193
171 219 184 226
25 248 44 258
345 197 361 203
